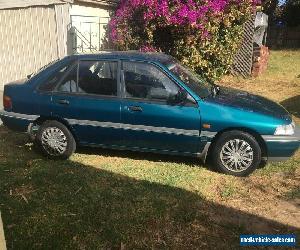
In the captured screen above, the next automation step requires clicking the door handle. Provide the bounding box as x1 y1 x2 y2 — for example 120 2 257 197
128 106 143 112
57 99 70 105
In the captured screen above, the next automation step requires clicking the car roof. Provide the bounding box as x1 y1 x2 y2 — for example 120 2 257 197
68 51 174 65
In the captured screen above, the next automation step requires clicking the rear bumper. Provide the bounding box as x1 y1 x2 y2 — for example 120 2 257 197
0 110 38 132
262 126 300 162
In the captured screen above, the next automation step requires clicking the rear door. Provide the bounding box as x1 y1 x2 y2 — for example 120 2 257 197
120 61 201 154
50 59 123 146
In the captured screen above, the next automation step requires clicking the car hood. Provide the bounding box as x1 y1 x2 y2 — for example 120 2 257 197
204 87 291 122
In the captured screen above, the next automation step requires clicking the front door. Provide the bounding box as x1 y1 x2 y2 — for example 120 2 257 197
51 59 122 146
120 61 201 154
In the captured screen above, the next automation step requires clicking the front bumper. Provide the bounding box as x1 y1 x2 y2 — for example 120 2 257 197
263 125 300 162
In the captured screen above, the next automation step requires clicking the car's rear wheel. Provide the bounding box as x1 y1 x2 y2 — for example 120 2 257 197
36 120 76 159
212 131 261 177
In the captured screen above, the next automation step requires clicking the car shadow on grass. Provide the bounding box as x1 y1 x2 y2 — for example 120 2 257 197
280 95 300 118
77 144 268 172
0 126 299 249
77 145 214 171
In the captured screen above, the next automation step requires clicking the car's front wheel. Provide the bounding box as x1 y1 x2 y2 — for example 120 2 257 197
212 131 261 177
36 120 76 159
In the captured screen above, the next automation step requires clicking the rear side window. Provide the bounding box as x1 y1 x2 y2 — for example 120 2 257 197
38 64 72 92
78 61 118 96
56 60 118 96
57 65 78 93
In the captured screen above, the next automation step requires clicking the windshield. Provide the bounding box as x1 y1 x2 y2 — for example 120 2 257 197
167 62 212 98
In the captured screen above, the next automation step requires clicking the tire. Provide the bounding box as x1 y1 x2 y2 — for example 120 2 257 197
211 131 261 177
36 120 76 159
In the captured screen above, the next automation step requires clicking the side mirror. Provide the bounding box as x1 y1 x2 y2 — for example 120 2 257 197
177 89 188 102
168 89 187 105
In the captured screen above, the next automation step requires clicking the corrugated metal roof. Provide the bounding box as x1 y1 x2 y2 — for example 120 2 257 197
0 0 73 10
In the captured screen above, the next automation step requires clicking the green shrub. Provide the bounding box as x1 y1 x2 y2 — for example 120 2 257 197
109 0 259 80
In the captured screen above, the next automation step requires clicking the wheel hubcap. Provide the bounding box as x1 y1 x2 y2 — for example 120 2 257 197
220 139 254 172
41 127 67 156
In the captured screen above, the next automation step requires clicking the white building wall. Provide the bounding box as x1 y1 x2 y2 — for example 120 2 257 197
70 4 110 17
55 4 71 58
0 4 70 90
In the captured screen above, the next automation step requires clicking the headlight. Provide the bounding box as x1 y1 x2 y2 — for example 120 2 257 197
274 122 295 135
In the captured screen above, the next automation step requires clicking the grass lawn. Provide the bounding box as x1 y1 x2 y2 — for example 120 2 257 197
0 50 299 249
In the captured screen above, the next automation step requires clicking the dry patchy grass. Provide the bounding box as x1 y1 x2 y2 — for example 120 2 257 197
221 50 300 123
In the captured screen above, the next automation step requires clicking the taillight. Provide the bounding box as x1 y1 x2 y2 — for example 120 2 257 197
3 95 12 109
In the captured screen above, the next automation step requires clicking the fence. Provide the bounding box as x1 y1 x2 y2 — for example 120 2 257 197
232 15 255 77
267 26 300 48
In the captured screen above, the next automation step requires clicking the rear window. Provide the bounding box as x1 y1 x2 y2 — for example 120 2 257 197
30 59 60 79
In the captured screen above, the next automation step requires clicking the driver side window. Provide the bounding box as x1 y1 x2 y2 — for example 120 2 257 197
123 62 179 101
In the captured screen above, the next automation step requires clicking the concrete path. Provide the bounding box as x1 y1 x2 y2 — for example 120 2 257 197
0 212 7 250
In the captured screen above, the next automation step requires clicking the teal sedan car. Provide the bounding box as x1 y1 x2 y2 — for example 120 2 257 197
1 52 299 176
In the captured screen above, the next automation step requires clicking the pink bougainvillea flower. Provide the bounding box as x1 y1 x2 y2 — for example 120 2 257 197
139 44 157 52
109 0 258 44
108 0 259 80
